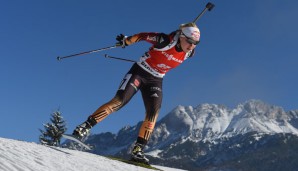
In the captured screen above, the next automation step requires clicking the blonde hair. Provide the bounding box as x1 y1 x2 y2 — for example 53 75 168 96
179 22 198 30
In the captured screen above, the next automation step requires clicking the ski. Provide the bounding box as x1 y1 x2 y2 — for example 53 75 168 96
62 134 93 150
107 157 160 170
130 157 150 166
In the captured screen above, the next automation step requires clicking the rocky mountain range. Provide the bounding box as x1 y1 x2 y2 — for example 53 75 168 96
64 99 298 171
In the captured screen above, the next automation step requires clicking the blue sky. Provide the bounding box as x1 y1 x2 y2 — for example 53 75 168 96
1 1 297 142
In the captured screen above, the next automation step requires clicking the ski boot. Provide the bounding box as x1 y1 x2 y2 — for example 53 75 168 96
72 117 96 140
130 143 150 165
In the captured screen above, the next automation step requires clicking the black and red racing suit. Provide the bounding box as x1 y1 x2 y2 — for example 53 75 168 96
88 31 195 144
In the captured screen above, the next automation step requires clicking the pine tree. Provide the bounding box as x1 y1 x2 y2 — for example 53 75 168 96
39 110 67 146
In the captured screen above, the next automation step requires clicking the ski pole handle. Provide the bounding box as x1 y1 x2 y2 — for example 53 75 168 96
193 2 215 23
206 2 215 11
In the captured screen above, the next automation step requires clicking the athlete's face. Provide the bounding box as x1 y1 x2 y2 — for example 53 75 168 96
179 37 197 53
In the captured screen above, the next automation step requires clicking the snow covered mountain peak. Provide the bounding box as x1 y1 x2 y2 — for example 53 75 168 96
153 100 298 143
237 99 287 119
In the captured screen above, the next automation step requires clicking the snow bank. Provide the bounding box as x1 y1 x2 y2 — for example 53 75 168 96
0 137 185 171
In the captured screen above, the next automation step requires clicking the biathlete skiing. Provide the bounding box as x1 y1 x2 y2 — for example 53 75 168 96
72 22 200 164
60 2 215 165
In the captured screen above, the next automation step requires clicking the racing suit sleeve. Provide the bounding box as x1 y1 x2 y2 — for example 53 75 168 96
124 32 170 48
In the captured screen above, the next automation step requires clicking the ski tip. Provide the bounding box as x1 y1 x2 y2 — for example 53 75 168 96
57 56 61 61
62 134 93 150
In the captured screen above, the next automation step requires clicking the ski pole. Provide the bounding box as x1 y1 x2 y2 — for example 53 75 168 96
193 2 215 23
104 54 136 63
57 44 120 61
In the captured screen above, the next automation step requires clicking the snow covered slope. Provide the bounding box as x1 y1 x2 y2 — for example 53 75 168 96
0 137 185 171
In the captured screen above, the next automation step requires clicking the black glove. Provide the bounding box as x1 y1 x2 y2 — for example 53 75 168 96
116 34 127 48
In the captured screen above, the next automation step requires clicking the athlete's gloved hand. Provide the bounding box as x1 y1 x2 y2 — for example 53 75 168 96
116 34 127 48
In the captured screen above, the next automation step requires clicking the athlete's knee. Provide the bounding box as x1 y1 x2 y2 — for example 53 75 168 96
101 96 124 114
90 96 124 122
109 95 125 111
145 109 160 123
